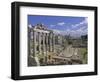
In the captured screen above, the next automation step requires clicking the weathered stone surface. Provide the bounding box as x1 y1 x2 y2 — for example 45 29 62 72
28 56 37 66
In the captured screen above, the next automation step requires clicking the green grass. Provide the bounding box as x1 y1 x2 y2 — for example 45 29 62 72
80 48 87 64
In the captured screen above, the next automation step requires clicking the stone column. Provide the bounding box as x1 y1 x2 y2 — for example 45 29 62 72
49 33 52 52
46 33 49 52
38 32 41 54
43 33 46 55
34 31 40 66
46 33 48 63
28 29 31 56
30 31 34 55
33 30 36 57
53 33 55 52
43 33 46 64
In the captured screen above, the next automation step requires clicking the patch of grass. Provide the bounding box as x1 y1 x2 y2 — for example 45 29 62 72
80 48 87 64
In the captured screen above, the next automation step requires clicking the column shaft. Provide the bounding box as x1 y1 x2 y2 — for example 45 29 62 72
53 34 55 52
46 33 48 52
46 33 48 63
49 33 52 52
42 33 46 64
33 31 36 57
38 32 41 54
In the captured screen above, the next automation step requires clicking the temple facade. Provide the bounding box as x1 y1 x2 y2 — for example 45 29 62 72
28 24 55 66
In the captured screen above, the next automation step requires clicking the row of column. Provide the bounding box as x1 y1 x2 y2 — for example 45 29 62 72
33 30 55 58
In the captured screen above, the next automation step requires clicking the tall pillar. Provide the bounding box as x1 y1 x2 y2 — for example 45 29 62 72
28 29 31 57
34 31 40 66
38 32 41 54
29 29 34 55
49 33 52 52
46 33 48 53
43 33 46 64
30 31 34 55
46 33 48 63
33 30 36 57
53 33 55 52
43 33 46 55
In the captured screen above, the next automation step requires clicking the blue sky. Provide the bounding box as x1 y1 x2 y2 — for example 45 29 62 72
28 15 88 37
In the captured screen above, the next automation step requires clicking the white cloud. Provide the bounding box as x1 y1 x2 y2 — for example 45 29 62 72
28 24 32 28
71 18 88 29
53 25 87 37
53 29 63 34
57 22 65 26
51 18 88 37
50 24 55 27
50 22 68 27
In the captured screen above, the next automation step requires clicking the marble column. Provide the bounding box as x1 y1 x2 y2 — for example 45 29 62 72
30 31 33 55
53 33 55 52
38 32 41 54
49 33 52 52
46 33 48 63
46 33 48 53
42 33 46 64
43 33 46 55
28 29 31 57
33 31 36 57
34 31 40 66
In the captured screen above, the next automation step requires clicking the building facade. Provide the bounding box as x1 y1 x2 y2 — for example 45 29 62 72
28 24 55 66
